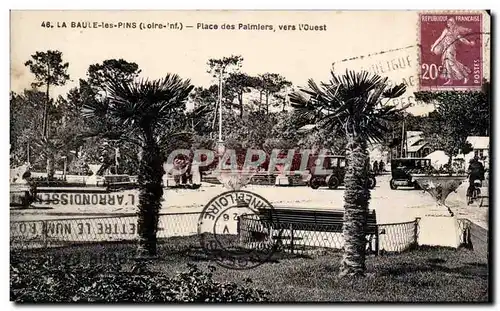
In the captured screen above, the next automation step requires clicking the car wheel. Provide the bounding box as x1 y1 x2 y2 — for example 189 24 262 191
367 176 376 189
327 176 340 190
414 182 421 190
310 177 322 190
390 179 398 190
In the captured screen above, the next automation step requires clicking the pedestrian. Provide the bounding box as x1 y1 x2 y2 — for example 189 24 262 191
180 158 189 186
379 160 385 173
372 160 379 175
191 158 201 187
173 157 185 186
467 155 485 203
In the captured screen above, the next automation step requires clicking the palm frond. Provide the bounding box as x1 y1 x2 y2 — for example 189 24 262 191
102 74 193 127
289 90 315 111
291 69 408 141
82 96 108 119
383 83 407 99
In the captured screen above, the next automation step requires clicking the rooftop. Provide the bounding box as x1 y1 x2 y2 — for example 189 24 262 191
406 131 423 138
407 143 427 153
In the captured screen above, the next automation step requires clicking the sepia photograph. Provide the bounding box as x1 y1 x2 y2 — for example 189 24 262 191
9 10 491 303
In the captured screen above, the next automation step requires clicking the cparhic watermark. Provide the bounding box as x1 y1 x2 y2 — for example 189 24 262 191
166 148 340 176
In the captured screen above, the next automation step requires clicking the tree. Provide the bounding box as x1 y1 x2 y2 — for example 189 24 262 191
87 59 141 94
290 70 406 277
83 74 194 257
225 73 259 118
299 126 348 154
24 50 70 138
190 85 218 110
414 82 489 170
10 90 45 164
52 80 110 173
31 137 65 177
207 55 244 140
207 55 244 80
256 73 292 114
189 84 231 135
222 110 278 150
24 50 70 179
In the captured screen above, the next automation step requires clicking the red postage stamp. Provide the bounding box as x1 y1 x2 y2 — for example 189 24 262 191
419 13 483 90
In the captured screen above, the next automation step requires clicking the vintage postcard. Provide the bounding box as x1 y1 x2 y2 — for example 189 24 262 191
10 10 491 303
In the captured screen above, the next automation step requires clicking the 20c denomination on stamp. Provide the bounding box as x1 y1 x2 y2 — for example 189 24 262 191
197 190 280 270
419 13 482 90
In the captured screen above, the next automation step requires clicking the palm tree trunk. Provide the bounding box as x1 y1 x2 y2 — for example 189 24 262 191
340 134 370 277
136 139 164 257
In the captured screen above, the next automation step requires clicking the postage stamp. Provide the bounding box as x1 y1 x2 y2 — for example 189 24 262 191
419 13 483 90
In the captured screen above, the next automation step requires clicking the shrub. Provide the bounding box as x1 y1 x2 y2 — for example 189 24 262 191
10 254 269 303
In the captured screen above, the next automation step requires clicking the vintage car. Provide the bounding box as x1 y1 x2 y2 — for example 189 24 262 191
389 158 433 190
307 155 376 190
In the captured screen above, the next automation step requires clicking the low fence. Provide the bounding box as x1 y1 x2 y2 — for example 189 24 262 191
378 220 417 253
238 215 419 255
238 215 480 256
467 221 488 259
11 212 486 260
10 212 200 250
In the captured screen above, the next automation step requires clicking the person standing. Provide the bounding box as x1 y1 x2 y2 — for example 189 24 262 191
467 156 485 203
379 160 385 173
372 160 379 175
190 158 201 188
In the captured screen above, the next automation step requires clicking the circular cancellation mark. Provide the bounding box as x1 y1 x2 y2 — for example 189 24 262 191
197 190 280 270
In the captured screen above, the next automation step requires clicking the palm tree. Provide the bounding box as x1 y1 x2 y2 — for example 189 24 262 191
290 70 407 277
83 74 194 257
31 136 65 180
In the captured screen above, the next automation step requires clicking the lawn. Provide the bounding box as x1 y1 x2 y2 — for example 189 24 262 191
11 235 489 303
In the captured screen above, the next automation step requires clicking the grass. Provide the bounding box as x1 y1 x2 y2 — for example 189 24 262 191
12 235 489 302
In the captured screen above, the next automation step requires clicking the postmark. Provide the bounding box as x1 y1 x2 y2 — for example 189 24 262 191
419 13 483 90
197 190 280 270
330 45 426 114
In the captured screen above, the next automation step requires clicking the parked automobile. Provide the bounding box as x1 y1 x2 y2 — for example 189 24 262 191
389 158 433 190
307 155 376 190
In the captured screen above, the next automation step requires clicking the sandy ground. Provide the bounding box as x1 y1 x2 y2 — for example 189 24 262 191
10 175 488 252
11 175 488 229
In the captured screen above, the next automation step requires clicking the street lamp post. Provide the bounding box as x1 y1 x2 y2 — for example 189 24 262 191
218 69 224 143
400 115 406 158
216 67 226 172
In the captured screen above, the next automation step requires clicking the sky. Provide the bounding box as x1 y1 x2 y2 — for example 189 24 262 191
10 10 490 115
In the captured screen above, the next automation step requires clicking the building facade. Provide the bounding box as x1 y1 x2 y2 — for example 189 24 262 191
406 131 432 158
